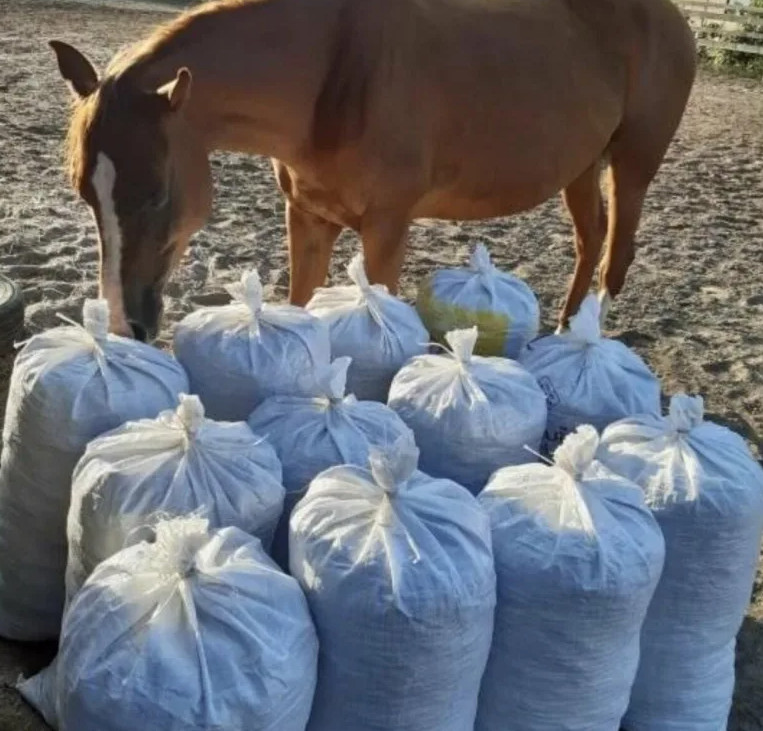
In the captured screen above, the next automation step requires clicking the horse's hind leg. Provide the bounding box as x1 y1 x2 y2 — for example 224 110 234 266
598 10 696 325
558 161 608 329
596 159 650 325
598 105 689 324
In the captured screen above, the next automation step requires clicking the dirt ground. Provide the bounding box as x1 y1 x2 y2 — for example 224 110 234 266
0 0 762 728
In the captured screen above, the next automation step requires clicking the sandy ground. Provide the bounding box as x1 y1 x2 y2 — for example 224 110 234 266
0 0 762 728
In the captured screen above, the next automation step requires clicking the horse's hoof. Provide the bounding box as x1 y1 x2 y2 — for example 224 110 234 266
598 290 612 327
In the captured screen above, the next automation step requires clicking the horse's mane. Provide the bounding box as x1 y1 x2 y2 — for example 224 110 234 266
65 0 270 188
106 0 267 78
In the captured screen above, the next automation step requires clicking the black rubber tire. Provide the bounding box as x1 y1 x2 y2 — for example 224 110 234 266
0 275 25 355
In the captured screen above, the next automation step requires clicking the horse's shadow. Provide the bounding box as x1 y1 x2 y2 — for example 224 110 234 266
703 409 762 464
729 614 763 731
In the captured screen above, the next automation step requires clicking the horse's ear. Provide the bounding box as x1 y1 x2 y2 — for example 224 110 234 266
158 68 192 112
49 40 99 99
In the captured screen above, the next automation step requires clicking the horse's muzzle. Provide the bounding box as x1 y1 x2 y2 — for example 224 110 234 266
123 285 163 343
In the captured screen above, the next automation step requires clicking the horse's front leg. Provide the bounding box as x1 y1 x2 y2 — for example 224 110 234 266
286 201 342 306
360 212 410 294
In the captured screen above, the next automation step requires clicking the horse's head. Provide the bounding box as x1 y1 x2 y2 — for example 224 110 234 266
50 41 212 340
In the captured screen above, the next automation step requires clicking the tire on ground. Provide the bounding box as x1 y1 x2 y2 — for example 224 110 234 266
0 276 24 354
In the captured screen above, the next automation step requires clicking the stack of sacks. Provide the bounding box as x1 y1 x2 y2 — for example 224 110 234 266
290 433 496 731
416 244 540 359
598 394 763 731
65 393 285 604
174 268 331 421
388 327 547 494
248 356 413 568
519 293 661 455
0 299 187 640
476 426 665 731
20 517 318 731
306 253 429 401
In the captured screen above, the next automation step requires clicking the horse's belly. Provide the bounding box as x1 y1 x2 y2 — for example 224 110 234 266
412 139 605 221
412 187 553 221
405 13 626 222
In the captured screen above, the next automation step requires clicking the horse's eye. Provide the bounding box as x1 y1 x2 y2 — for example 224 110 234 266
146 188 169 211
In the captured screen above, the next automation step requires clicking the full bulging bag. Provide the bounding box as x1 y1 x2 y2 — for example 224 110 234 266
476 426 665 731
388 327 547 493
417 244 540 358
519 294 661 454
65 393 285 603
306 253 429 401
20 518 318 731
291 435 496 731
0 300 188 640
174 268 331 420
598 394 763 731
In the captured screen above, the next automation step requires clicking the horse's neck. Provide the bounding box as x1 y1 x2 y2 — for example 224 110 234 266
132 0 340 161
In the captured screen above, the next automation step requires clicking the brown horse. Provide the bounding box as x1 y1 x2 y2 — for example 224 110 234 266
51 0 696 340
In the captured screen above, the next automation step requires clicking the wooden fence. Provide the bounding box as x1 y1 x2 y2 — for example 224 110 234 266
677 1 763 56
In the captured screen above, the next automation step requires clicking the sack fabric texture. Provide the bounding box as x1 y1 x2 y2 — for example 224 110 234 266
248 357 414 568
388 327 547 494
598 394 763 731
20 518 318 731
174 268 331 421
0 300 187 640
290 434 496 731
65 393 285 604
417 244 540 359
306 253 429 402
519 294 661 455
476 426 665 731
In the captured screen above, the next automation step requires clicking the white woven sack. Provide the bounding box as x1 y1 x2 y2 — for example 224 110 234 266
65 393 285 605
290 433 496 731
306 253 429 401
518 293 661 455
248 356 414 568
174 268 331 421
417 244 540 359
598 394 763 731
476 426 665 731
0 300 187 640
20 517 318 731
388 326 547 494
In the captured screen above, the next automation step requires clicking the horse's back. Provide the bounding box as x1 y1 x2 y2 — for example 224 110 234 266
397 0 628 215
305 0 696 220
417 0 695 216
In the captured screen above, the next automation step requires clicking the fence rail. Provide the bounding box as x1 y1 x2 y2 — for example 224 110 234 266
677 1 763 56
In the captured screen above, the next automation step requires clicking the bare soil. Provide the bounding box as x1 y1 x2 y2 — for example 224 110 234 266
0 0 762 728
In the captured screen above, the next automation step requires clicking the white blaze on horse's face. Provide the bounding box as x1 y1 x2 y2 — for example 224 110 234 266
91 152 130 336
